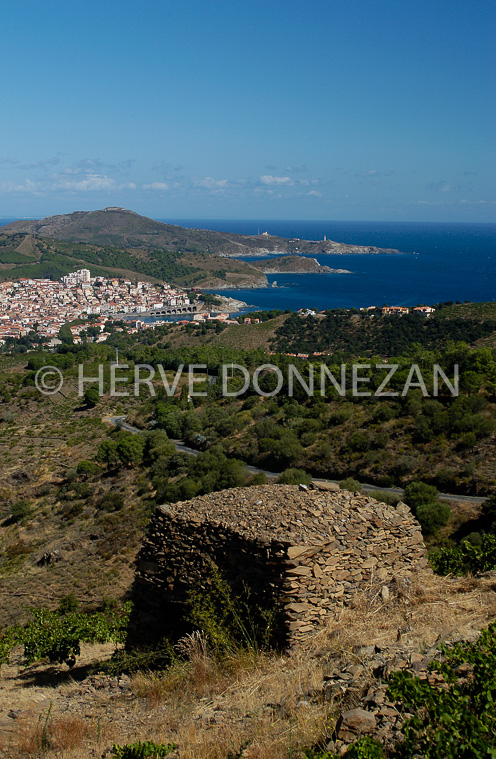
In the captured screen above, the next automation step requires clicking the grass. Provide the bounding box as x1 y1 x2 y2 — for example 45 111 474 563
0 574 495 758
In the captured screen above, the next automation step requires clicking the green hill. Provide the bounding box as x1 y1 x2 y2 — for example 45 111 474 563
2 207 402 257
0 229 267 288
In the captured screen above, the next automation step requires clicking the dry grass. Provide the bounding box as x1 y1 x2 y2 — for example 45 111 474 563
1 573 496 759
316 572 496 654
17 713 92 756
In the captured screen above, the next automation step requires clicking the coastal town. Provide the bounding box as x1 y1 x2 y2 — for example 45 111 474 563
0 267 437 347
0 269 196 343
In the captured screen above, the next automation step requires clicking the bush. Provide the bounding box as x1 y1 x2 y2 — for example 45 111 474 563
348 431 371 452
98 492 125 512
403 481 450 535
458 431 477 450
65 468 78 483
83 387 100 408
9 500 32 523
0 603 130 668
403 481 439 510
109 740 176 758
416 500 451 534
370 490 401 507
339 477 362 493
58 593 79 614
276 468 312 485
430 533 496 575
76 460 100 477
249 472 267 485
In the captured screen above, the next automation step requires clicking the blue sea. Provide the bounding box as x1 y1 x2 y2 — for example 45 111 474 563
163 220 496 311
1 217 495 312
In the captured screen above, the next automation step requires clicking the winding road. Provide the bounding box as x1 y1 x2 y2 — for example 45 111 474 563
108 416 486 505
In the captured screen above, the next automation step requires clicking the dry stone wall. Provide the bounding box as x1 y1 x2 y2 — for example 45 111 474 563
128 484 429 649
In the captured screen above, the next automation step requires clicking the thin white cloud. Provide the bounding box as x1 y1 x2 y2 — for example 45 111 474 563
260 175 294 186
62 159 135 176
460 199 495 205
56 174 136 191
0 178 40 193
16 157 60 170
285 165 307 173
426 180 459 193
307 190 322 197
194 177 229 188
142 182 169 191
355 169 392 178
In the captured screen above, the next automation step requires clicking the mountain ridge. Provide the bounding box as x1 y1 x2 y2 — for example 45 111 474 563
2 207 402 257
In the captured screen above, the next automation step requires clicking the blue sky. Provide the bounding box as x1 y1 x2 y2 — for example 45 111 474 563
0 0 494 221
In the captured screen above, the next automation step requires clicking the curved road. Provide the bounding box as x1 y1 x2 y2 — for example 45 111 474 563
108 416 486 505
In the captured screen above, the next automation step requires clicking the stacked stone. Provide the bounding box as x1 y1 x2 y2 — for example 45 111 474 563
128 484 429 649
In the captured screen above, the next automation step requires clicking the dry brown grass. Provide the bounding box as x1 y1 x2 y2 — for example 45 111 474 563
1 573 495 759
15 712 92 757
315 572 496 655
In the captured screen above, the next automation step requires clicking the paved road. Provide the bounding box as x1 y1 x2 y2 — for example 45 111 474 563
108 416 486 504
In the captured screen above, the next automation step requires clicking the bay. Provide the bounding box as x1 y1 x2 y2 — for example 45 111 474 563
163 220 496 311
1 217 495 312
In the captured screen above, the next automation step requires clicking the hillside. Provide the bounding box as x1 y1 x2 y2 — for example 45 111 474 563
2 320 496 757
2 207 402 257
251 256 351 274
0 229 267 289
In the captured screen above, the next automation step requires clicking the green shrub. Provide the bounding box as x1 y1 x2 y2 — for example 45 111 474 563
458 431 477 450
276 468 312 485
58 593 79 614
386 622 496 758
430 533 496 575
301 431 318 447
9 500 32 523
76 460 100 477
83 387 100 408
249 472 267 485
339 477 362 493
0 603 130 668
65 468 78 483
416 500 451 535
403 481 450 535
329 408 351 425
403 481 439 510
348 431 371 452
370 489 401 507
98 492 125 512
109 740 176 758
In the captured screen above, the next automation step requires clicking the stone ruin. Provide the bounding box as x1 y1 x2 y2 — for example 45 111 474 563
127 484 429 649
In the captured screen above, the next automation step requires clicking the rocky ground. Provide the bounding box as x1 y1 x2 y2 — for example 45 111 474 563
0 572 494 759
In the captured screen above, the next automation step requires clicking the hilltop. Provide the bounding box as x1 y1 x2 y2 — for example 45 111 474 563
2 207 402 257
0 229 267 289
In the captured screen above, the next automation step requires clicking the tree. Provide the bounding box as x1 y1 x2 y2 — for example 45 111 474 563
403 481 450 535
116 434 145 467
58 324 74 345
84 387 100 408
